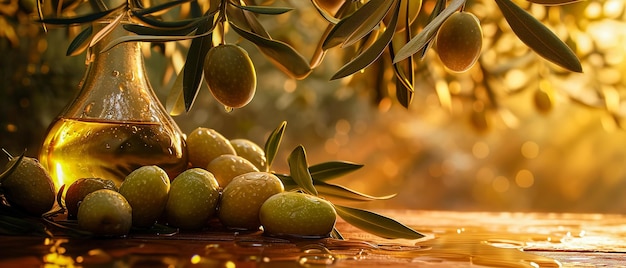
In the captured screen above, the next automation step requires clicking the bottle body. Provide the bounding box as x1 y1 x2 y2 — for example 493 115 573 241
39 21 187 189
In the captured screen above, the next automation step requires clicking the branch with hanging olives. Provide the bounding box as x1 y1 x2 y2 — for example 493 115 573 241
37 0 310 113
309 0 583 108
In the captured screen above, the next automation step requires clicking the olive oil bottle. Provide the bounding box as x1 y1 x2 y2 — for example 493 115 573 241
40 15 187 191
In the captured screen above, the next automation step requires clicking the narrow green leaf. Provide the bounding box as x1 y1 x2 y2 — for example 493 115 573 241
225 3 270 38
310 0 341 24
0 215 50 236
166 67 186 116
133 0 194 16
389 30 414 108
229 21 312 79
275 174 393 201
393 0 465 63
183 17 214 112
287 145 318 196
330 0 400 80
416 0 446 59
264 121 287 170
495 0 582 72
38 4 125 25
0 151 24 183
123 22 200 36
308 161 364 181
322 0 393 49
232 4 294 15
394 74 413 108
89 12 124 48
334 205 425 239
66 25 93 56
526 0 583 5
100 27 215 52
331 227 344 240
315 181 397 201
132 12 203 29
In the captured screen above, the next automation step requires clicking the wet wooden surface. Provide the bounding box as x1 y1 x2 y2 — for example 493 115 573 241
1 210 626 267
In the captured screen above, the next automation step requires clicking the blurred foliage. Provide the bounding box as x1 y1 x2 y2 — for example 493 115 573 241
1 0 626 213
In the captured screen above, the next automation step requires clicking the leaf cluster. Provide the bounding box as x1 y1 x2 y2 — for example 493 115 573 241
37 0 584 111
262 121 424 240
312 0 582 108
38 0 310 113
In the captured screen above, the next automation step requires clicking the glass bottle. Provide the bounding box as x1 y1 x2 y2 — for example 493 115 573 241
39 19 188 191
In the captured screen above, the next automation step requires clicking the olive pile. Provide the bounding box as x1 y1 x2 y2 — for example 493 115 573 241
65 127 337 238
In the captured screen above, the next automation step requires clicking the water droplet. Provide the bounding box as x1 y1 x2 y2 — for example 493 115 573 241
224 106 234 113
112 70 120 77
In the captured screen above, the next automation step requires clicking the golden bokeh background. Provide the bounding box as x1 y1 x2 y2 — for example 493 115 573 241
1 0 625 213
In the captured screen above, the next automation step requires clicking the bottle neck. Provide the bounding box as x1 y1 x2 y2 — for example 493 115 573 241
62 21 159 122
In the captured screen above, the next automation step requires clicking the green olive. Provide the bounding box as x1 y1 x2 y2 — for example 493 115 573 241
218 172 284 230
259 192 336 238
186 127 236 169
77 189 132 237
230 139 267 172
206 154 259 188
1 156 56 216
165 168 220 230
204 44 257 109
65 177 117 220
436 12 483 72
118 166 170 227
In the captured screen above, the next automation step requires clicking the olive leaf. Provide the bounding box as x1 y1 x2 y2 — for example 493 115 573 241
393 0 465 63
278 176 395 202
0 215 51 237
330 0 400 80
331 227 344 240
66 25 93 56
287 145 318 196
182 17 214 112
99 25 215 52
389 16 415 108
526 0 583 5
165 66 186 116
415 0 446 59
131 13 204 29
333 205 425 239
309 2 355 69
225 3 270 38
322 0 394 49
494 0 582 72
310 0 341 24
307 161 364 181
38 3 125 25
230 3 294 15
0 150 24 184
88 11 124 48
42 217 93 237
312 182 397 201
132 0 194 16
264 121 287 170
229 21 312 79
123 22 201 36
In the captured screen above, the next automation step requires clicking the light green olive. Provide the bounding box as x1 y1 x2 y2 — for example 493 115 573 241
165 168 220 230
260 192 336 238
206 154 259 188
218 172 284 230
119 165 170 227
77 189 132 237
186 127 236 169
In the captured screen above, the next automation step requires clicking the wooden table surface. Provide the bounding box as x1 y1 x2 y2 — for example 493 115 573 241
1 210 625 267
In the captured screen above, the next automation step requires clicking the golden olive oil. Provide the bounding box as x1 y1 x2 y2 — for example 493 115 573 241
40 118 188 191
